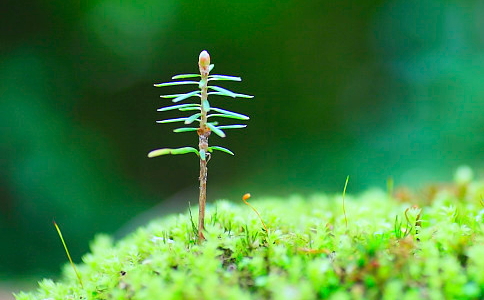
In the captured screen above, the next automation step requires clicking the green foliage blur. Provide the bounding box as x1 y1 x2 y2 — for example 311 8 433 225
2 0 484 280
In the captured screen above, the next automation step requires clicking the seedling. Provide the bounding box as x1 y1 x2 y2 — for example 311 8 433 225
148 50 253 242
53 220 83 288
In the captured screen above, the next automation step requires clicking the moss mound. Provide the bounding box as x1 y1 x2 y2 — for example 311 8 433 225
15 179 484 299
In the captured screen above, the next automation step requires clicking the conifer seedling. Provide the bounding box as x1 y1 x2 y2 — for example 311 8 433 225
148 50 253 242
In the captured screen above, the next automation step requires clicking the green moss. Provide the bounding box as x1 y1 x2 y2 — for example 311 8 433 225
15 179 484 299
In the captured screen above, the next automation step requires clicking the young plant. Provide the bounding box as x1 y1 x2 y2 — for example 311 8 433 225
148 50 253 242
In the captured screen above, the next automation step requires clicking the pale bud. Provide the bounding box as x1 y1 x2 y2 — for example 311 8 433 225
199 50 210 73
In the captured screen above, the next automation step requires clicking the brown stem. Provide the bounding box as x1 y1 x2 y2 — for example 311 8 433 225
197 50 211 242
198 138 208 242
197 131 210 242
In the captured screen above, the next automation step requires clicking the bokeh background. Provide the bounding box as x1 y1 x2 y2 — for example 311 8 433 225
2 0 484 295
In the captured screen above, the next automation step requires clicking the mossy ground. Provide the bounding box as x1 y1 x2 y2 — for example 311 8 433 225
15 174 484 300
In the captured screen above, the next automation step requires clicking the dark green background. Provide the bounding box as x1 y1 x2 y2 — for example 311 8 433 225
2 0 484 281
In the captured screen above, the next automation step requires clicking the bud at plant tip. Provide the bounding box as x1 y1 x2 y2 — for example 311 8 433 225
199 50 210 69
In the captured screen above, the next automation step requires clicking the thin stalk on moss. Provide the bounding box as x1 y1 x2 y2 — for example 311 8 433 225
242 193 268 232
53 220 83 288
342 175 349 230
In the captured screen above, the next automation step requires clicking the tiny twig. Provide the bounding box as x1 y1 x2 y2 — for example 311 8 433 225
196 52 211 243
242 193 268 232
53 220 83 288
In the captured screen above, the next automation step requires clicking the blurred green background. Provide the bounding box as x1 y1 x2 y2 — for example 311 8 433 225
2 0 484 291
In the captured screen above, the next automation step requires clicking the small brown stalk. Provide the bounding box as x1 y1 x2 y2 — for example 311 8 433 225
197 50 211 242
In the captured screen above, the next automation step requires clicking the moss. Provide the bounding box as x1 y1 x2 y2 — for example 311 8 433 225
15 179 484 300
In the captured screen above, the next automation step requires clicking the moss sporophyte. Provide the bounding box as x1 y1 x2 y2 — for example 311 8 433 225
148 50 253 243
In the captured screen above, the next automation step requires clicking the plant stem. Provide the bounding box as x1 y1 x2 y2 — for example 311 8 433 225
197 50 211 242
198 149 207 242
197 131 209 242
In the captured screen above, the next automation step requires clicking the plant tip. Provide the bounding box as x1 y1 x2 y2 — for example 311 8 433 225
242 193 251 201
199 50 211 69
